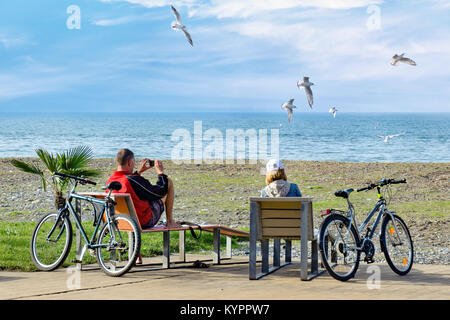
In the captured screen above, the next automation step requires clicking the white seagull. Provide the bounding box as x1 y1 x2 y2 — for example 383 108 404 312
297 77 314 109
281 99 297 123
391 53 416 66
377 132 406 143
329 107 338 118
171 5 193 46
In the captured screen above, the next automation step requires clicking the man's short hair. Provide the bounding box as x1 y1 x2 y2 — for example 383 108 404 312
116 148 134 166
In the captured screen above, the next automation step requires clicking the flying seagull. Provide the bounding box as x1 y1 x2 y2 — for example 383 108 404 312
391 53 416 66
329 107 338 118
281 98 297 123
297 77 314 109
377 132 406 143
171 5 193 46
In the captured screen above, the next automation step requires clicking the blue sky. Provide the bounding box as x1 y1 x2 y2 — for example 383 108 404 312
0 0 449 113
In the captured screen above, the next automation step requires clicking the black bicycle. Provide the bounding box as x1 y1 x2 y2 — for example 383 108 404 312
318 178 413 281
30 172 141 277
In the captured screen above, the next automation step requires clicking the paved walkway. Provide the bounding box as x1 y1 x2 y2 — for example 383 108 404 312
1 255 449 300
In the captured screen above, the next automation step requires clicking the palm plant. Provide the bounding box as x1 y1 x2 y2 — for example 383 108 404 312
11 145 101 210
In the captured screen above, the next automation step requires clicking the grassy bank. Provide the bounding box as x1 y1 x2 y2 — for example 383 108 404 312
0 220 243 271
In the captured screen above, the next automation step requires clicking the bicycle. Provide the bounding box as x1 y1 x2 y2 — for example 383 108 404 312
30 172 141 277
318 178 413 281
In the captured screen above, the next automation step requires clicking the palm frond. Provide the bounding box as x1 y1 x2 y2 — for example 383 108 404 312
36 149 60 173
10 160 47 191
61 145 94 170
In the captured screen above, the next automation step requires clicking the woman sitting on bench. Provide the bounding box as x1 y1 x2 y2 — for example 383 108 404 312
260 159 302 198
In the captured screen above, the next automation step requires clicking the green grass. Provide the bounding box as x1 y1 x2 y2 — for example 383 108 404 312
0 221 243 271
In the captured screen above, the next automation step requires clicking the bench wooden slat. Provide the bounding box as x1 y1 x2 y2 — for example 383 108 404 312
262 227 301 237
262 218 300 228
260 202 301 210
261 209 300 218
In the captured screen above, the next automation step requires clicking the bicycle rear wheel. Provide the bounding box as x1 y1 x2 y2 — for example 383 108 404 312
96 214 141 277
380 214 413 275
319 214 361 281
30 211 73 271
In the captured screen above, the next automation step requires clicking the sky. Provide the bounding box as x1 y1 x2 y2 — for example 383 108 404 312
0 0 449 113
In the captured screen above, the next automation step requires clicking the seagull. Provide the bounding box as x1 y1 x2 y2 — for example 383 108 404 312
391 53 416 66
329 107 338 118
281 99 297 122
377 132 406 143
171 5 193 46
297 77 314 109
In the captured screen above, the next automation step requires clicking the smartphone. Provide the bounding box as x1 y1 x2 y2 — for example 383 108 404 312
146 159 155 167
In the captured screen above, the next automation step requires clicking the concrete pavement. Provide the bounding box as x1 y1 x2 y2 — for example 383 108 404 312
1 255 449 300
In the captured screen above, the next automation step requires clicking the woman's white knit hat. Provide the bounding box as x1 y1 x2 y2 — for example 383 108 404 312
266 159 285 173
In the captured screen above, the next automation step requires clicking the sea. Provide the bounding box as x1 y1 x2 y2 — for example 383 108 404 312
0 112 448 163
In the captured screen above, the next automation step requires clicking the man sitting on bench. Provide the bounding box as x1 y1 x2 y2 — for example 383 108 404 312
106 148 181 229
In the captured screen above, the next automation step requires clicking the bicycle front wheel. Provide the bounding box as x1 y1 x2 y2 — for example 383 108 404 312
319 214 361 281
30 211 73 271
380 214 413 276
96 214 141 277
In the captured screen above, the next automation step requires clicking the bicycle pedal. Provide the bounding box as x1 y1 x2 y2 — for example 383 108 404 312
71 259 83 264
364 256 375 264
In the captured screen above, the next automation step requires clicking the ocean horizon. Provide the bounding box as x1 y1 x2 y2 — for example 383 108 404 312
1 112 448 163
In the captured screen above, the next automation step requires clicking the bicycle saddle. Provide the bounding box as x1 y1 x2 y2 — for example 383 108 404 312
107 181 122 191
334 188 354 199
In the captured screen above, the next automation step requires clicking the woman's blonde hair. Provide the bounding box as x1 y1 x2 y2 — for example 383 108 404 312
266 168 287 185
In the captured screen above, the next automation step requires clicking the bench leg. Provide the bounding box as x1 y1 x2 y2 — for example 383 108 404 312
213 228 221 264
311 238 318 274
273 239 281 267
179 230 186 263
163 231 170 268
261 239 269 274
226 236 232 259
249 208 258 280
285 240 292 263
300 203 309 280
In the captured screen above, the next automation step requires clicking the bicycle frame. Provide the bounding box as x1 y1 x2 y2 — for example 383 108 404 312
344 186 401 249
51 181 121 251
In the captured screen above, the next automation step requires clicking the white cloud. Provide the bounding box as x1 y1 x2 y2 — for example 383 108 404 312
190 0 383 19
93 16 136 26
0 33 30 48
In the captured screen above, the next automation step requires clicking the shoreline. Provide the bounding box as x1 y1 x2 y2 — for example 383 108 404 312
0 158 448 265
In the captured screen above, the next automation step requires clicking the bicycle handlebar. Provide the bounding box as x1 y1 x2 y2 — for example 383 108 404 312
53 172 97 186
357 178 406 192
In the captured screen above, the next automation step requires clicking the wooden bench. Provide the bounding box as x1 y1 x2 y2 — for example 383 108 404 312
249 197 324 280
74 192 249 270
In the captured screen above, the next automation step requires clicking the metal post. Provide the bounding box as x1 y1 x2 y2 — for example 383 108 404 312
285 240 292 263
226 236 232 259
163 231 170 268
261 239 269 274
300 201 309 280
249 201 258 279
213 228 221 264
273 239 280 267
179 230 186 262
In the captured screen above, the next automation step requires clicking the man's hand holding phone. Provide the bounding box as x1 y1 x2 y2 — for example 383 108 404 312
137 158 164 175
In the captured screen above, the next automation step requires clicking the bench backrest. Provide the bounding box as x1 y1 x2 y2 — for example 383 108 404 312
78 192 142 231
249 197 313 240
